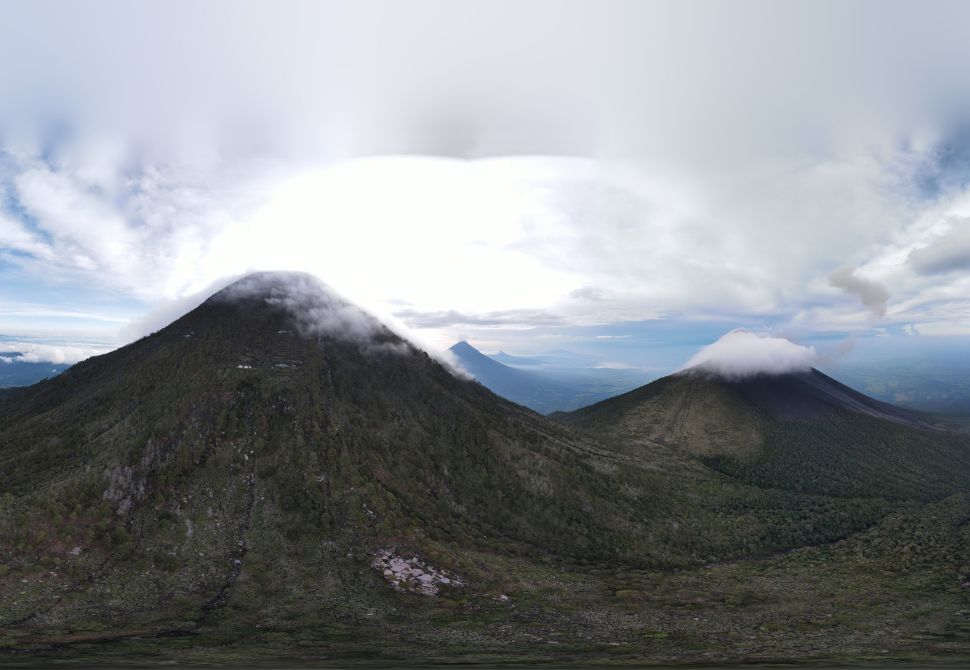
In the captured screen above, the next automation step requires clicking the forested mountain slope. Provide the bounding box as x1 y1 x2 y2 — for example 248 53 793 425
556 368 970 500
3 273 970 665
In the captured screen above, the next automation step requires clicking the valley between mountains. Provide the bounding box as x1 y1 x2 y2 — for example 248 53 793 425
3 272 970 666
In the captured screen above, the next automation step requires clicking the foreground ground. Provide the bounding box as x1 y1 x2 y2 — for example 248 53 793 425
4 496 970 666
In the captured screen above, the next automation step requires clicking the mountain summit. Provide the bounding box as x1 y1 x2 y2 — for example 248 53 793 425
200 271 405 350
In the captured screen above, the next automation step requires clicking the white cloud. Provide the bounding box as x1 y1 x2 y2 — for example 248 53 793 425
0 304 129 323
15 167 136 273
0 147 964 353
1 1 970 353
0 341 111 364
907 322 970 336
907 219 970 275
0 211 53 260
593 361 633 370
217 272 389 342
680 330 818 379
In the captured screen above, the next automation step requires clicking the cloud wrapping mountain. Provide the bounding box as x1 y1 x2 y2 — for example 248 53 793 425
214 272 413 357
681 330 818 379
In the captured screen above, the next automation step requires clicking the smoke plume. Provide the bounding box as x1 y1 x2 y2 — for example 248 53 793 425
828 266 889 318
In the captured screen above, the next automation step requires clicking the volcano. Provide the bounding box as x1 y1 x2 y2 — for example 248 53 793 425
4 273 970 665
556 367 970 500
707 367 932 427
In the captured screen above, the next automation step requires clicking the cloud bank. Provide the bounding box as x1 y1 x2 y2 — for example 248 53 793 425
681 330 818 379
3 1 970 354
0 341 111 365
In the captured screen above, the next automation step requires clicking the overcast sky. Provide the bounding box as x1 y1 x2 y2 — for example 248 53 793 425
2 0 970 370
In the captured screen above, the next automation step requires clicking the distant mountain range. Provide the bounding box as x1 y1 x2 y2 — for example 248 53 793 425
450 339 970 420
5 337 970 422
448 340 650 413
0 356 70 387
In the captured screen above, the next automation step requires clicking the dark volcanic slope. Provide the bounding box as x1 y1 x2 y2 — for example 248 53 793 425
725 367 932 428
557 368 970 500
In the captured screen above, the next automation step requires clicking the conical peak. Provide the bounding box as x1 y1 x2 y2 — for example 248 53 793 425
679 329 818 380
209 271 339 306
203 271 404 351
449 341 479 354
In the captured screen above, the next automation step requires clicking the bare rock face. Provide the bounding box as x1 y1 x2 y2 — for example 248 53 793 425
371 548 465 596
103 465 145 516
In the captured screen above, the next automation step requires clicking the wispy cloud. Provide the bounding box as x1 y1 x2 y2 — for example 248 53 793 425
0 304 130 323
908 219 970 275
